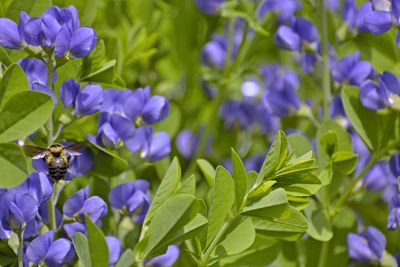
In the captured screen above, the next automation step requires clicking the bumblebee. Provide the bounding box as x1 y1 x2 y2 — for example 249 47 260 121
24 143 85 180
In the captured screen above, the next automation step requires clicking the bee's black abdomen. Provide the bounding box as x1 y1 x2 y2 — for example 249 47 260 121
48 167 67 181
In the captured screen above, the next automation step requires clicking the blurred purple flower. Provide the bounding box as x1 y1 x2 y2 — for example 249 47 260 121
109 180 151 223
145 245 180 267
257 0 301 24
241 79 261 99
176 130 199 159
275 17 318 51
387 194 400 230
390 152 400 177
201 34 227 69
347 226 386 264
26 230 75 267
343 0 373 33
363 161 395 191
106 236 122 266
331 52 375 86
220 100 259 129
195 0 224 15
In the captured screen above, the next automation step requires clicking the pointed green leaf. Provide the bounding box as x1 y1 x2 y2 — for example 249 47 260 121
72 232 92 267
0 91 53 143
197 159 215 187
306 209 333 242
88 141 128 177
85 214 109 267
332 151 358 175
178 174 196 195
115 249 135 267
207 166 235 247
287 133 313 157
231 148 248 211
143 157 181 226
242 188 289 219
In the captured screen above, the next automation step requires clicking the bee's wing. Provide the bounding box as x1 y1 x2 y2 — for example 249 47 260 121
65 142 87 156
23 145 48 159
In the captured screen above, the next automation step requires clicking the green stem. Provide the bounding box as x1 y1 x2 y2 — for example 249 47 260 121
48 182 57 231
200 218 233 266
320 0 331 120
330 155 377 216
17 224 26 267
317 241 330 267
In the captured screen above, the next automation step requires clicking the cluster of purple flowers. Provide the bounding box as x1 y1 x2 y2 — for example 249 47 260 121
85 86 171 162
0 5 97 58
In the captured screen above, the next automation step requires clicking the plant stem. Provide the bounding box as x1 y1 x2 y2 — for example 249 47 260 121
200 218 233 266
48 182 57 231
17 224 26 267
330 155 377 216
320 0 331 121
317 241 329 267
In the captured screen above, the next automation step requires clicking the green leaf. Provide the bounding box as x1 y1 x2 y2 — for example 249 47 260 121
306 208 333 242
341 86 379 150
241 188 290 219
0 91 53 143
197 159 215 187
153 103 182 139
207 166 235 247
216 217 256 256
143 157 181 227
254 207 308 241
0 239 17 266
256 131 288 186
287 133 313 157
213 235 279 267
88 141 128 177
316 120 352 168
231 149 248 211
72 232 92 267
0 143 27 188
135 194 207 259
331 151 358 175
0 64 29 108
178 174 196 195
85 214 109 267
115 249 135 267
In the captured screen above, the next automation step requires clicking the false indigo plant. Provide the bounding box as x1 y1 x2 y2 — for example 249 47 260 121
0 0 400 266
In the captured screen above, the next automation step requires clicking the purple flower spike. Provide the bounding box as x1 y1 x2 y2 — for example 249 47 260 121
347 226 386 264
360 80 390 110
63 186 89 218
145 245 180 267
201 41 227 69
274 25 301 51
142 96 170 124
0 18 21 49
141 131 171 162
70 27 97 58
60 79 80 108
26 230 75 267
11 172 53 205
96 123 119 148
106 236 122 266
74 83 103 117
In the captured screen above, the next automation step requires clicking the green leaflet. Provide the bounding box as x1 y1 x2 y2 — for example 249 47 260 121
0 143 28 188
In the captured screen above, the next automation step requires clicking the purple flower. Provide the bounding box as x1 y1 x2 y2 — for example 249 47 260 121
347 226 386 264
18 58 58 105
387 194 400 230
241 79 261 99
257 0 301 24
343 0 373 32
140 131 171 162
390 152 400 177
195 0 224 15
145 245 180 267
220 100 259 129
26 230 75 267
201 39 227 68
63 186 107 225
10 172 53 205
60 80 103 116
331 52 374 86
244 154 265 172
0 18 22 49
141 95 170 124
359 80 391 110
176 130 199 159
106 236 122 266
102 88 137 118
109 180 151 223
275 25 302 51
68 146 94 177
363 161 395 191
69 27 97 57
